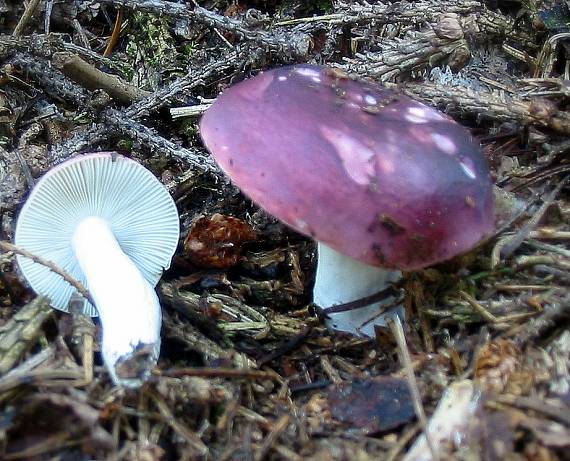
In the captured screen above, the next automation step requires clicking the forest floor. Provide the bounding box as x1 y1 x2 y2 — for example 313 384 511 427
1 1 570 460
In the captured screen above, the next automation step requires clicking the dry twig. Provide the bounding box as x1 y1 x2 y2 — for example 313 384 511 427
0 241 93 304
11 0 42 36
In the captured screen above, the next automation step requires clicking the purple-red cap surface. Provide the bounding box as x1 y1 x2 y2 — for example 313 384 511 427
200 65 494 270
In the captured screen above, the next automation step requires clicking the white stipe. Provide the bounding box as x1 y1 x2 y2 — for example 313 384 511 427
314 242 403 337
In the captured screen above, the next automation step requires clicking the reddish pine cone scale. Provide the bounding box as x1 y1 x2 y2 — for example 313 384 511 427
200 65 494 270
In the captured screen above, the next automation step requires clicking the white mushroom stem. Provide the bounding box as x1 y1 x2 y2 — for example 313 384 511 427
72 216 161 387
313 242 403 337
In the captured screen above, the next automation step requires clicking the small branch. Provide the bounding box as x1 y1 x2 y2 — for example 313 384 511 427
0 241 93 305
459 291 539 328
475 7 537 49
44 0 55 34
47 125 108 165
388 316 438 461
0 368 83 393
0 297 54 375
278 0 481 27
459 290 498 323
102 109 222 177
0 34 125 74
98 0 312 58
52 52 150 104
316 285 402 315
149 390 209 456
507 296 570 345
14 124 39 188
48 52 244 172
342 14 470 81
499 175 570 260
403 381 477 461
12 0 42 36
103 7 123 57
255 414 290 461
170 103 212 118
9 54 91 108
493 395 570 426
69 293 97 385
158 367 277 380
257 326 312 366
125 52 241 119
398 80 570 135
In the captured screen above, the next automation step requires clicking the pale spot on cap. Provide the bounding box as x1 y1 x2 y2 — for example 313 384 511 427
294 66 322 83
235 71 274 102
405 107 430 124
320 125 375 186
460 158 477 179
430 133 457 155
406 105 448 124
409 126 433 144
375 155 395 175
364 94 378 105
295 219 309 231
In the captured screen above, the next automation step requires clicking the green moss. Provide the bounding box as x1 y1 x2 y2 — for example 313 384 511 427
125 12 177 89
280 0 334 16
116 138 134 151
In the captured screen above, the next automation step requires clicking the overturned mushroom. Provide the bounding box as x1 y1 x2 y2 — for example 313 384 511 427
200 64 494 336
15 153 179 387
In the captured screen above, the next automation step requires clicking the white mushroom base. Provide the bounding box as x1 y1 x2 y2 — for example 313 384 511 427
72 217 162 388
313 243 403 337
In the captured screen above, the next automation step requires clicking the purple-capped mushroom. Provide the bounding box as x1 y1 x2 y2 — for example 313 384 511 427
200 65 494 336
15 153 179 387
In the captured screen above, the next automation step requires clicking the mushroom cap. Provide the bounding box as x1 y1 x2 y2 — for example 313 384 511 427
15 153 180 316
200 65 494 270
